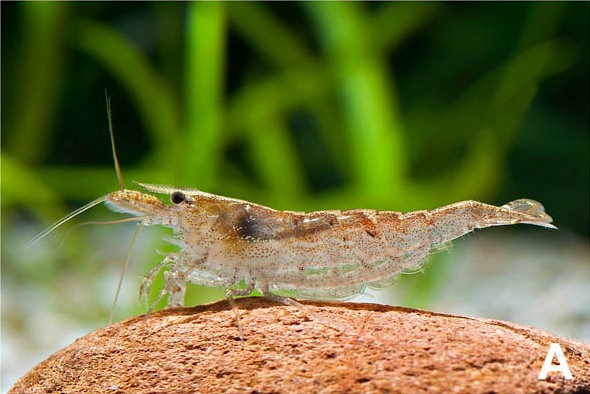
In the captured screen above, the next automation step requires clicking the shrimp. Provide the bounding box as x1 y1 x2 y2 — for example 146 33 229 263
107 186 556 306
31 93 557 340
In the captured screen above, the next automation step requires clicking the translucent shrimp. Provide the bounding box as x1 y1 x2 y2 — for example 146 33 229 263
106 184 556 338
32 92 557 340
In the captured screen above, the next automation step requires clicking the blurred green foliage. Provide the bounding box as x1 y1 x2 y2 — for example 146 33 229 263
1 2 588 320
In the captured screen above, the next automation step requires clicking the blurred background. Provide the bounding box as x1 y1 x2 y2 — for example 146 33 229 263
2 2 588 390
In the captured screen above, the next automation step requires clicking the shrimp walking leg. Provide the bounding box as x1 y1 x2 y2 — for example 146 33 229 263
259 283 346 333
226 281 255 341
163 270 188 308
139 255 175 307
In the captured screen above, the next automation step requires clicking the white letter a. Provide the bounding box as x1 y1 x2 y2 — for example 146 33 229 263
538 343 573 380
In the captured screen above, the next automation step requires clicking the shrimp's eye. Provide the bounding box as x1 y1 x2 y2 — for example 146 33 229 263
171 191 187 204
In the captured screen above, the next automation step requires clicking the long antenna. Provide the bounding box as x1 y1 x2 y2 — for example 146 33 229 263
109 222 144 324
26 195 109 247
105 89 125 191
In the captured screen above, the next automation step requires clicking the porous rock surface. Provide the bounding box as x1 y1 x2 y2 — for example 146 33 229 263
10 298 590 393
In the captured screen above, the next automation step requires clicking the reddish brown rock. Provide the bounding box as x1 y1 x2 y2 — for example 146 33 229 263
10 298 590 393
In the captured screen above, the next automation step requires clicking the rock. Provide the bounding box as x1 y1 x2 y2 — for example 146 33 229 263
10 298 590 393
